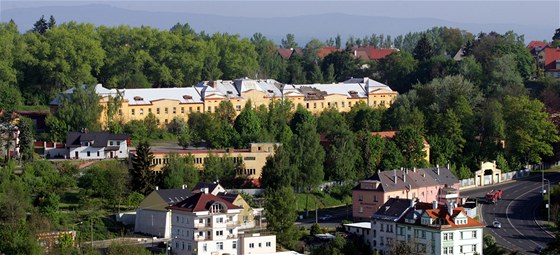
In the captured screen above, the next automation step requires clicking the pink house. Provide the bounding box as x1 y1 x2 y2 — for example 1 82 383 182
352 167 460 221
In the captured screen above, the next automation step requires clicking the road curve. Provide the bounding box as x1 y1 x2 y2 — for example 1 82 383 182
462 172 559 254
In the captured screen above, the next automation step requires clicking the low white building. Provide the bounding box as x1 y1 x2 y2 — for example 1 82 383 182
66 131 129 159
370 198 484 255
168 188 285 255
135 186 193 238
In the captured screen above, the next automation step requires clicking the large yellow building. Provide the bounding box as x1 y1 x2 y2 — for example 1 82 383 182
51 77 398 128
145 143 279 186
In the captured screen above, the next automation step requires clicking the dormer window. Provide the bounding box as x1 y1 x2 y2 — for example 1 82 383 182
133 96 143 101
226 91 233 94
267 89 274 93
349 90 358 95
183 95 193 100
210 202 226 213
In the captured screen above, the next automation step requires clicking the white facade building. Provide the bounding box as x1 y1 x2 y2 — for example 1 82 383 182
369 198 484 255
66 131 129 159
168 189 286 255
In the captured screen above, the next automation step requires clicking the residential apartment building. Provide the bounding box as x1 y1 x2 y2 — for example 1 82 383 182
167 189 283 255
51 77 398 129
146 143 279 187
66 131 129 159
352 167 459 221
370 198 484 255
540 47 560 78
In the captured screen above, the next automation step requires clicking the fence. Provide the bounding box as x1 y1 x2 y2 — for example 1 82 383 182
459 168 530 188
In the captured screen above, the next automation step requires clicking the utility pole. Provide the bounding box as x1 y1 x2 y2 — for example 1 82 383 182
315 199 318 224
544 179 551 222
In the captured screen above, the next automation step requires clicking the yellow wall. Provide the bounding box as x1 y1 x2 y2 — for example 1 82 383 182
97 89 397 128
149 143 277 183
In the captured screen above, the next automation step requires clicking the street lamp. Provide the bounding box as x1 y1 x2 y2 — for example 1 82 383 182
544 178 551 223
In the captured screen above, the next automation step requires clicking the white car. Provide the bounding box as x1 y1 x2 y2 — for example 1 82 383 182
492 220 501 228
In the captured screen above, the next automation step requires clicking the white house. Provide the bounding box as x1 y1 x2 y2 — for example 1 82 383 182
66 131 129 159
369 198 484 255
135 186 193 238
167 189 286 255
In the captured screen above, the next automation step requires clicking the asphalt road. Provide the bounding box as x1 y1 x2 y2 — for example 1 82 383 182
462 172 559 254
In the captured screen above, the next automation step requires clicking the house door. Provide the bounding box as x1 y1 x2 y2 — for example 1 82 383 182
75 151 78 159
110 152 114 158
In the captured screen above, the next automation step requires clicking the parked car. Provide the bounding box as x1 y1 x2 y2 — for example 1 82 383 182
319 214 333 221
492 220 501 228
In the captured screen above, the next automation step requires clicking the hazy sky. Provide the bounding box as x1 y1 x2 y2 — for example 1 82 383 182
2 0 559 28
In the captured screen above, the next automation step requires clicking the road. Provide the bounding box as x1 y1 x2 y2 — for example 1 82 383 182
462 171 559 254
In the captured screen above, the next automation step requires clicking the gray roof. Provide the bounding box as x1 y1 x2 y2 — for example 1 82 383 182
66 132 129 148
420 167 459 187
372 198 413 220
364 167 458 193
155 188 194 205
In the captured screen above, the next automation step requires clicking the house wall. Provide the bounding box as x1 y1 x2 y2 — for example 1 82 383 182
371 219 397 255
150 143 277 185
135 209 170 238
239 234 276 255
368 92 397 108
68 139 128 160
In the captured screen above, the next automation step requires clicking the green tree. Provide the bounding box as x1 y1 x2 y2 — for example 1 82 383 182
215 100 237 125
320 50 358 82
290 120 325 190
0 82 23 112
17 117 34 162
378 51 418 93
107 242 152 255
503 96 560 164
234 101 263 147
413 33 434 61
261 145 295 190
380 140 404 171
31 15 48 34
202 153 239 187
264 187 298 248
49 85 102 137
161 153 199 189
394 126 428 168
130 141 159 195
79 160 130 211
281 33 298 48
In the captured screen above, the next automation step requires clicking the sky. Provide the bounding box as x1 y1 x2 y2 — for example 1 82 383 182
2 0 559 26
1 1 559 42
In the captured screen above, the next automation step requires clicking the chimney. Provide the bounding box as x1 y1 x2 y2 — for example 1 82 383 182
394 170 397 184
155 186 159 191
413 167 416 173
436 164 440 175
446 163 450 170
203 187 209 194
212 80 219 88
447 202 455 216
403 172 406 183
182 184 187 190
432 201 438 210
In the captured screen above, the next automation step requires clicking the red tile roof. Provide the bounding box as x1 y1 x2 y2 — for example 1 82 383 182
423 207 485 229
544 47 560 71
277 48 293 60
317 46 341 58
370 131 397 139
352 47 397 60
167 192 241 212
527 41 549 50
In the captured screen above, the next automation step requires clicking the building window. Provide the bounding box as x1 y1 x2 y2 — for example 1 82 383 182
266 242 271 247
189 106 193 113
459 245 463 253
197 106 201 112
358 194 363 201
87 151 90 157
258 243 262 248
156 108 160 114
235 105 241 111
216 230 223 236
118 109 122 115
181 107 184 113
131 109 135 115
232 241 237 249
313 102 317 108
473 230 477 238
140 108 144 115
341 102 345 108
173 107 176 114
148 108 152 113
163 107 167 114
203 244 207 252
244 156 256 160
443 233 454 241
216 217 224 223
96 151 99 157
249 243 255 248
374 195 378 202
216 242 223 250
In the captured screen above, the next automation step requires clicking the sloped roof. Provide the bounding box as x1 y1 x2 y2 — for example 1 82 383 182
277 48 294 60
168 192 241 212
66 132 129 148
120 87 202 105
317 46 341 58
342 77 396 94
527 41 549 51
372 198 413 220
544 47 560 70
292 83 368 99
420 167 459 187
154 188 194 205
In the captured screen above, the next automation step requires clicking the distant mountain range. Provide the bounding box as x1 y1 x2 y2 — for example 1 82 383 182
1 4 551 44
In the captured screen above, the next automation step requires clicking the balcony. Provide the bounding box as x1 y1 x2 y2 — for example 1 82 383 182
194 223 211 229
